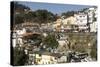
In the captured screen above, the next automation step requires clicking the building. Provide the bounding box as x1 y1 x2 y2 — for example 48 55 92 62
12 30 17 47
53 18 62 32
53 16 78 32
28 51 63 65
62 16 77 25
21 22 40 33
90 21 97 32
40 23 54 32
62 16 78 32
12 28 26 47
87 7 97 32
57 34 68 46
83 6 97 32
74 12 88 32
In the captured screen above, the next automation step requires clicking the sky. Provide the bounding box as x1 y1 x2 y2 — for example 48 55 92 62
18 1 93 15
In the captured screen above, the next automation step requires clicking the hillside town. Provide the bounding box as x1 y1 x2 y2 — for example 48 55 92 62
11 2 97 66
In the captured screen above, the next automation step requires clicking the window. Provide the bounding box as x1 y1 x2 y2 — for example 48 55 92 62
93 18 97 21
80 20 83 22
80 16 82 17
39 54 41 57
48 61 50 64
83 16 85 17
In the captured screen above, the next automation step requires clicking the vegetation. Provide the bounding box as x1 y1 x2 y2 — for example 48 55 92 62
13 2 57 25
71 43 87 53
67 33 96 53
13 47 28 66
13 2 79 25
43 34 59 49
14 2 30 13
90 40 97 60
14 13 25 24
12 2 97 63
24 10 56 24
13 2 30 25
61 11 77 18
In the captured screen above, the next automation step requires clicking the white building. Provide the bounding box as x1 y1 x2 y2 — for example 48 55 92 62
86 7 97 23
83 6 97 32
87 7 97 32
90 21 97 32
12 28 26 47
74 13 88 31
12 31 17 47
58 36 68 46
16 28 26 35
74 13 87 25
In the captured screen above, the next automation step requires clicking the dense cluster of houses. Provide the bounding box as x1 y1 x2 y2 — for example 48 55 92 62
14 6 97 33
54 6 97 32
12 6 97 65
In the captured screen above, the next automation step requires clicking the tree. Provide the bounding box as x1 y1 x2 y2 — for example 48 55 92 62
13 2 30 25
32 10 56 24
14 2 30 13
21 9 56 24
24 11 36 22
43 34 59 49
14 14 24 24
13 47 28 66
61 11 76 18
13 2 56 25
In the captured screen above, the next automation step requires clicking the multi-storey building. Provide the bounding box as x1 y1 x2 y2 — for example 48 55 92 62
87 7 97 32
12 28 26 47
84 6 97 32
53 18 62 32
74 12 88 32
54 16 78 32
63 16 78 32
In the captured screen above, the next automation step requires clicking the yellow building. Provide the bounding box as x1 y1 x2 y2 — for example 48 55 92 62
62 16 77 25
29 51 62 65
36 54 57 64
53 16 77 32
54 18 62 31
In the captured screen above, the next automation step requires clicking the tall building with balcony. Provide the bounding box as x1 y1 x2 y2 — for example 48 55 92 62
74 12 88 32
84 6 97 32
87 7 97 32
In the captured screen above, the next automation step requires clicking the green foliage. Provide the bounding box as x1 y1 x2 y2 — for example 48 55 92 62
14 14 25 24
43 34 59 49
14 9 56 24
13 2 57 25
82 8 88 12
25 10 56 24
14 2 30 13
13 47 28 66
24 11 36 22
13 2 30 24
61 11 76 18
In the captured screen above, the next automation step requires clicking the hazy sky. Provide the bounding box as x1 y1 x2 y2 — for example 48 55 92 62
18 1 93 14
